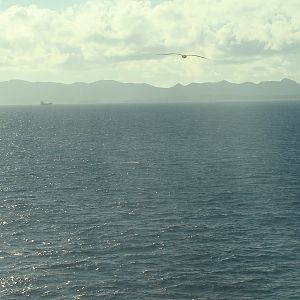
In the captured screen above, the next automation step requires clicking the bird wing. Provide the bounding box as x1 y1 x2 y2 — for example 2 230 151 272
187 54 208 59
157 53 182 56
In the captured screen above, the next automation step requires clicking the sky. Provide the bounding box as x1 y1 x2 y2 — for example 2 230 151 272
0 0 299 86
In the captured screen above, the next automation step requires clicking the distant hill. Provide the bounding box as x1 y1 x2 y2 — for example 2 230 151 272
0 78 300 105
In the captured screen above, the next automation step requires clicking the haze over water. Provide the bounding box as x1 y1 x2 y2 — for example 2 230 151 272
1 102 300 299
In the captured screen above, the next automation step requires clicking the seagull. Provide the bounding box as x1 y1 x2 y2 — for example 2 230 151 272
157 53 208 59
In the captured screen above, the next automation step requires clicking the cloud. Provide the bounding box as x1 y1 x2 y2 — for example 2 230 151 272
0 0 299 85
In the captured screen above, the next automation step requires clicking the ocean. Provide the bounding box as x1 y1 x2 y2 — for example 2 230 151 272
1 102 300 299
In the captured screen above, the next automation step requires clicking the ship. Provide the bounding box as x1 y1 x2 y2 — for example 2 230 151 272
40 101 53 106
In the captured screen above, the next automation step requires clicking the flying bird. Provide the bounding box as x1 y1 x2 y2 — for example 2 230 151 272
157 53 208 59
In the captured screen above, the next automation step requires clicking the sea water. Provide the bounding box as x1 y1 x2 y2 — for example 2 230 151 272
1 102 300 299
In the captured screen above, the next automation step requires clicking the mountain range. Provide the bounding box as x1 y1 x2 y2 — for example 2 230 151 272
0 78 300 105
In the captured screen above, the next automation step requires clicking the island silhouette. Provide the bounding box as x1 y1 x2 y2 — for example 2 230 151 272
0 78 299 105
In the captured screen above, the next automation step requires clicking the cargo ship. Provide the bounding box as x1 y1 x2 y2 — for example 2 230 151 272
40 101 53 106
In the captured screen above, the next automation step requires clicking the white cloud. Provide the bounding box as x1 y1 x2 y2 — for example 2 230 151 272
0 0 299 85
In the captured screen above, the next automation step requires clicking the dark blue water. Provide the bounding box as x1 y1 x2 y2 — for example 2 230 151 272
1 102 300 299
